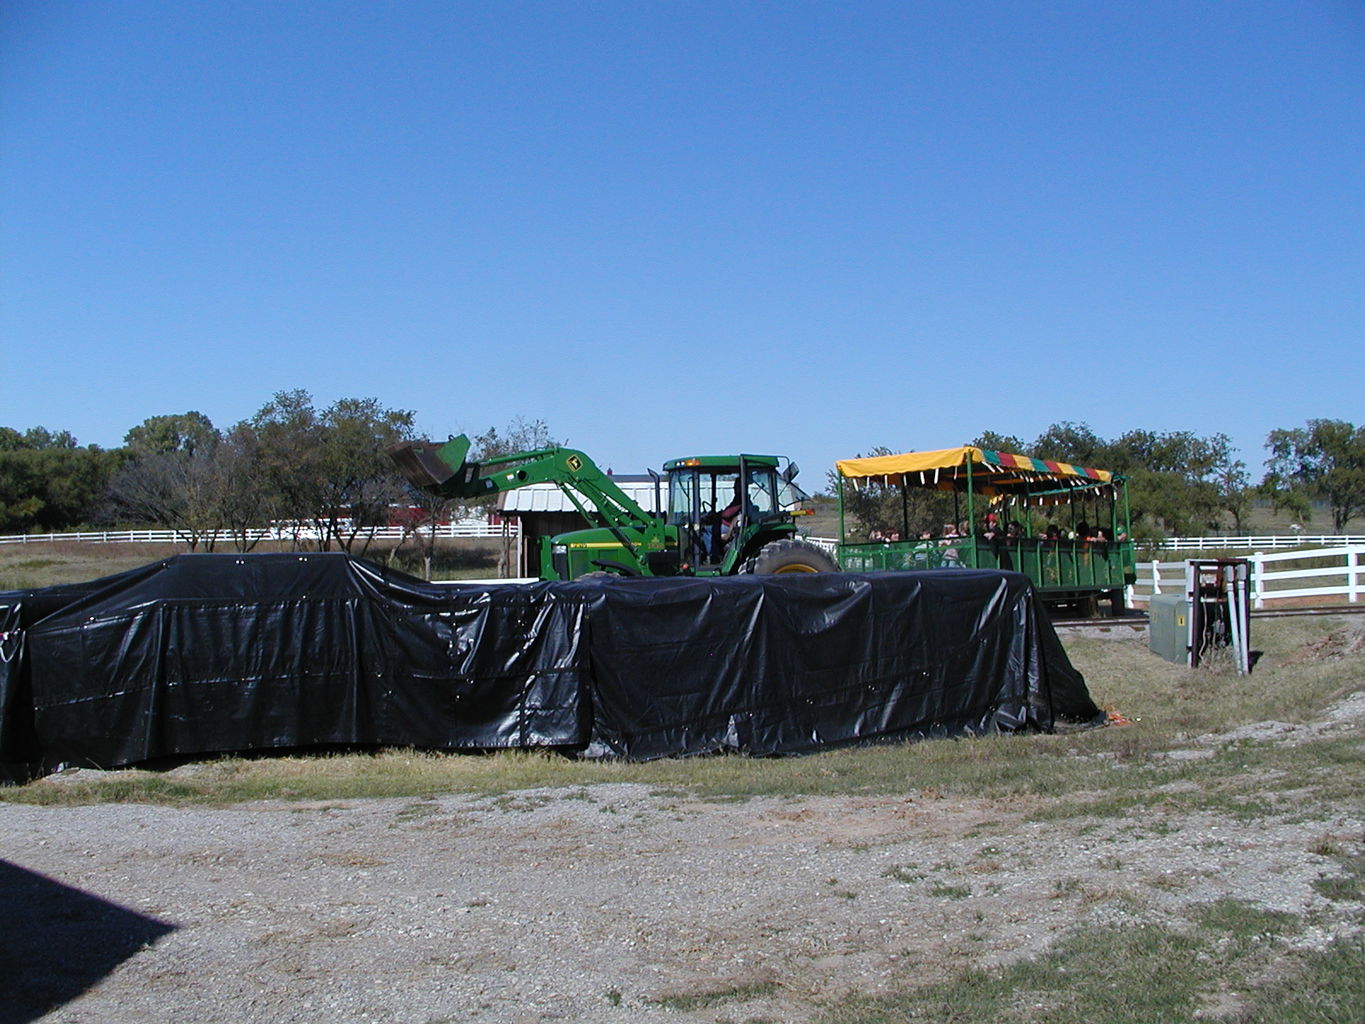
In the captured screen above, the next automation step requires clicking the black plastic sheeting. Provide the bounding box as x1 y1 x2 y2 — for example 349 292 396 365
0 554 1102 781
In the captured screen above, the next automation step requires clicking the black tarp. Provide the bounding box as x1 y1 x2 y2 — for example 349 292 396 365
582 569 1098 758
0 554 1101 780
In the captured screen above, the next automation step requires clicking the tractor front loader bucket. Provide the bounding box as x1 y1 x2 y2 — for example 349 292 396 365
388 435 473 494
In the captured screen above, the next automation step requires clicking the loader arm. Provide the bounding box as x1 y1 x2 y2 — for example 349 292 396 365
389 435 669 553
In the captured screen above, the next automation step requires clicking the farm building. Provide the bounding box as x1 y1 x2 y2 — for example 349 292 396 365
496 475 662 577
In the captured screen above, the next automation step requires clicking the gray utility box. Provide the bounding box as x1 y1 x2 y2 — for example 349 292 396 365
1149 593 1191 665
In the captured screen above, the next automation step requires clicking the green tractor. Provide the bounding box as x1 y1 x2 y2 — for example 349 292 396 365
390 435 838 579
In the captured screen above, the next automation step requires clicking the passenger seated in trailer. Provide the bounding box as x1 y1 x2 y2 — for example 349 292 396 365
940 523 963 566
1042 524 1062 544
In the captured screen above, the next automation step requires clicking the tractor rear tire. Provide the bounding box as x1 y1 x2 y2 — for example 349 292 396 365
741 539 839 575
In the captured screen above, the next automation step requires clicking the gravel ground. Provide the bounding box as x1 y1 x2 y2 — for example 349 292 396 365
3 700 1362 1024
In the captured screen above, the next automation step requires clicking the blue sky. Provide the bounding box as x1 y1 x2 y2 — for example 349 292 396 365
3 1 1362 484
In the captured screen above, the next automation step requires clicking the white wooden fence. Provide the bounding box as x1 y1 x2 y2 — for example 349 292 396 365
1133 545 1363 609
0 522 515 546
2 526 1361 607
1142 534 1365 551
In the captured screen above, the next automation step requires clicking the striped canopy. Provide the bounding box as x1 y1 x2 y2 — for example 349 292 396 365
835 446 1118 503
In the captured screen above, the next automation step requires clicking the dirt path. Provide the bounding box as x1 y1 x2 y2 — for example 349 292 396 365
3 739 1362 1024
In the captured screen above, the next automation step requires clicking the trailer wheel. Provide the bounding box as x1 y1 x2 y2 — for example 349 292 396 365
741 539 839 575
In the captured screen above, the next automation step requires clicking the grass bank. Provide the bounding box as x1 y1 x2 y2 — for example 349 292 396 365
0 537 506 591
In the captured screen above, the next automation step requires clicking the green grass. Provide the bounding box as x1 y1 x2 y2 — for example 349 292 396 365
817 901 1364 1024
0 537 507 591
649 979 779 1011
0 541 183 591
1234 935 1365 1024
1312 847 1365 904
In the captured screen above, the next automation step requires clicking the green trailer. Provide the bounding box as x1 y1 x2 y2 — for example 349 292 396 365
834 446 1135 615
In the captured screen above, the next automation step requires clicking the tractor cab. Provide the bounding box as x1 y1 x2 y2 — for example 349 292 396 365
663 454 807 570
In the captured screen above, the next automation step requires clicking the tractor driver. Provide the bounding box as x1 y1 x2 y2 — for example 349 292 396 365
719 481 743 539
701 481 744 560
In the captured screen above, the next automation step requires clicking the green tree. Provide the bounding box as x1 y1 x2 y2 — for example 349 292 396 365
1026 424 1247 538
1209 436 1251 532
214 422 271 552
109 413 227 549
315 397 416 553
124 411 218 457
394 415 562 577
970 430 1027 454
1031 422 1107 467
245 389 325 547
108 445 224 549
1263 419 1365 532
242 390 416 553
825 447 956 541
470 416 558 460
0 428 119 534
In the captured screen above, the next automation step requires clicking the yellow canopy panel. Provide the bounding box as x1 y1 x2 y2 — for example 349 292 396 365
835 447 1115 492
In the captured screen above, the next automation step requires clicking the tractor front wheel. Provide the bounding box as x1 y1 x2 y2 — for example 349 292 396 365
741 539 839 575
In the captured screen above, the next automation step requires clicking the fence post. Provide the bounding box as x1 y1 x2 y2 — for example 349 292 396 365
1350 548 1360 604
1150 558 1161 597
1251 551 1265 609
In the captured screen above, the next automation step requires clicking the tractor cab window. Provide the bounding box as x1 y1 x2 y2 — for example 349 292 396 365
776 474 810 510
669 464 786 526
744 466 781 520
708 472 742 523
667 469 696 526
667 468 743 525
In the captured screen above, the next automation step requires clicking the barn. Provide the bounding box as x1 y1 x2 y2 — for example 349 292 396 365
495 475 662 577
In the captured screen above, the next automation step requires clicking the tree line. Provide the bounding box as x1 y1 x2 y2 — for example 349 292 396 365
2 403 1361 546
0 391 557 553
829 420 1365 543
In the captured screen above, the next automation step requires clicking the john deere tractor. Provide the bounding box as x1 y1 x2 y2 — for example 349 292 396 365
389 434 838 579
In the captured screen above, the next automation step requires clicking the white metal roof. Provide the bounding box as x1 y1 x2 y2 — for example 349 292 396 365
496 477 662 514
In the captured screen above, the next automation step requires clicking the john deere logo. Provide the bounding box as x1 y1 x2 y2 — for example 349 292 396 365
566 455 583 472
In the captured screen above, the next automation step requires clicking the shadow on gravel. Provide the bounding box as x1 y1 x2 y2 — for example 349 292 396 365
0 859 176 1024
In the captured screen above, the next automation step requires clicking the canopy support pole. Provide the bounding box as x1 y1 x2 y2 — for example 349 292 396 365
901 480 909 542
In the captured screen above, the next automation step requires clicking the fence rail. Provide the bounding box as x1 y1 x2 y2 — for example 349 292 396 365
5 527 1361 550
1133 545 1363 609
0 522 516 546
1140 534 1365 551
2 527 1361 607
